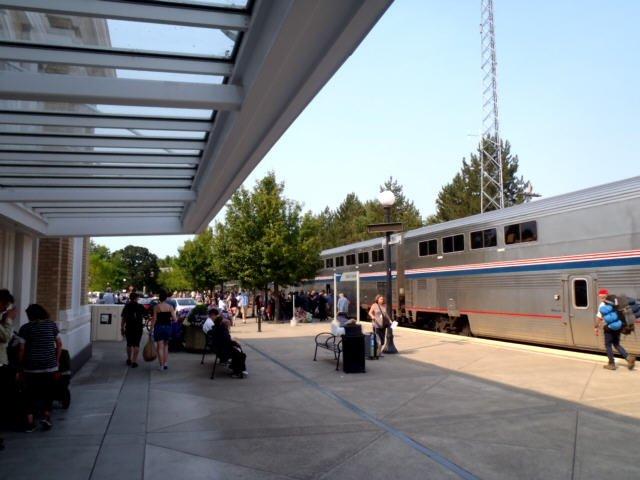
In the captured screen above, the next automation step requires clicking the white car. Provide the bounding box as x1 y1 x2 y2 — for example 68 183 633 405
175 298 197 317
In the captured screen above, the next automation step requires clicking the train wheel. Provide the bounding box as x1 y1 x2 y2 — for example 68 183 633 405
458 322 472 337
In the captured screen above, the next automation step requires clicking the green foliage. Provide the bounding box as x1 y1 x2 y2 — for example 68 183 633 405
176 228 223 292
316 178 424 249
157 256 190 293
429 137 527 224
88 241 125 291
218 172 321 291
113 245 159 292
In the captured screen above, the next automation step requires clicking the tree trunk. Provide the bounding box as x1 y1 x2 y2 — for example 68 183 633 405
274 283 280 323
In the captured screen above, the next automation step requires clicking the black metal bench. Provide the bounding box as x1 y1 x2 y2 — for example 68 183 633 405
313 332 342 370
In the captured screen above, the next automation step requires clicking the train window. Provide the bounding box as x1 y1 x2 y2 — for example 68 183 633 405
325 258 333 269
484 228 497 247
470 228 498 249
346 254 356 265
358 252 369 264
335 256 344 267
371 249 384 262
573 279 589 308
443 234 464 253
505 221 538 245
418 239 437 256
521 221 537 242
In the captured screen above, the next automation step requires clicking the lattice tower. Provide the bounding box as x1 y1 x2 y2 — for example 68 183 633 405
480 0 504 212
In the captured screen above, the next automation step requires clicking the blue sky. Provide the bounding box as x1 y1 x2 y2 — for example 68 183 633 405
99 0 640 257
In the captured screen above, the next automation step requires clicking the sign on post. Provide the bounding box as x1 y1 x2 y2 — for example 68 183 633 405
333 270 361 323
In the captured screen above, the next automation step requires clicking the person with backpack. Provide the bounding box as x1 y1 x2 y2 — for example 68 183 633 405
595 289 636 370
120 292 146 368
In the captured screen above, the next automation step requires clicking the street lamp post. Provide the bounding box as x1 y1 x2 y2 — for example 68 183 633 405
377 190 398 354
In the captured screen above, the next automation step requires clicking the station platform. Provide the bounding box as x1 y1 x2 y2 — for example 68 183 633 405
2 322 639 480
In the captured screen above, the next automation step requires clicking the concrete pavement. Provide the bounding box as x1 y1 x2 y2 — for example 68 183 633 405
1 321 638 479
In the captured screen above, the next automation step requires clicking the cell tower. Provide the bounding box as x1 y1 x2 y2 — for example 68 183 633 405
480 0 504 212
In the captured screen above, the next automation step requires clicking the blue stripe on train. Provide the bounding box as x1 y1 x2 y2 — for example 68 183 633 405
344 256 640 282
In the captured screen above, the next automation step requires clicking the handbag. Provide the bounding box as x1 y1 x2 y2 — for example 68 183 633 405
142 333 157 362
377 304 392 328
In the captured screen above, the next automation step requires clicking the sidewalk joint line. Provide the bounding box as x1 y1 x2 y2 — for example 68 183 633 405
244 341 480 480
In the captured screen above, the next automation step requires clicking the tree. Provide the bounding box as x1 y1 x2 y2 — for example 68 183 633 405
88 241 125 291
157 256 191 293
428 137 528 224
220 172 322 319
176 228 223 292
113 245 159 292
318 179 424 249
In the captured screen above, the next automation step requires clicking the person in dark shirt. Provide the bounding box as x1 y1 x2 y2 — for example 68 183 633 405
209 316 247 377
121 292 146 368
17 304 62 432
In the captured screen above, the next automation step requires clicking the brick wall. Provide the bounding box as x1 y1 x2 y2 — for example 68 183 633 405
81 237 89 305
36 237 74 319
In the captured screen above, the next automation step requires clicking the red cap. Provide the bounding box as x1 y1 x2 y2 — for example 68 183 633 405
598 289 609 296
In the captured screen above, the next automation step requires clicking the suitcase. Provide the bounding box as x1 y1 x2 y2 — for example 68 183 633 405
342 334 365 373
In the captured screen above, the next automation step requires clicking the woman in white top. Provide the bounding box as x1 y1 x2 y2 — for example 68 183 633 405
368 295 391 356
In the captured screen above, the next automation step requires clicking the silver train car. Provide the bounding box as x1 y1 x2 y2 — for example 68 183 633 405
308 176 640 354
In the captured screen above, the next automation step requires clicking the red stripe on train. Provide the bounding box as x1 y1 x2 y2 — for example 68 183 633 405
407 307 563 320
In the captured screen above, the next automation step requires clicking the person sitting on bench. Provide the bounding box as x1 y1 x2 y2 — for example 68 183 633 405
209 315 247 378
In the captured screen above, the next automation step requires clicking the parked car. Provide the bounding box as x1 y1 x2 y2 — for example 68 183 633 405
175 298 197 318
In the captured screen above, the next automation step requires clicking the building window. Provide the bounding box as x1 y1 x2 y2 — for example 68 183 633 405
358 251 369 264
371 249 384 262
443 234 464 253
573 279 588 308
325 258 333 268
346 254 356 266
470 228 498 249
418 239 437 256
335 256 344 267
504 221 538 245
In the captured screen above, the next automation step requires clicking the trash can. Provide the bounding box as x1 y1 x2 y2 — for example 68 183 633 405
342 331 365 374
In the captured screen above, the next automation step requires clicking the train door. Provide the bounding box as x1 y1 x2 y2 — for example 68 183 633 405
568 276 599 348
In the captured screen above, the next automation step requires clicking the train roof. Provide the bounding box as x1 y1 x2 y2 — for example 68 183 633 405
321 175 640 256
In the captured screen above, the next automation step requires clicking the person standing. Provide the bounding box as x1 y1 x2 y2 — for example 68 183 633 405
368 295 391 357
17 304 62 431
0 289 17 447
336 292 350 327
594 289 636 370
151 289 176 371
120 292 146 368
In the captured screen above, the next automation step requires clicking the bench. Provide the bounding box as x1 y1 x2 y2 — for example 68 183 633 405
313 332 342 370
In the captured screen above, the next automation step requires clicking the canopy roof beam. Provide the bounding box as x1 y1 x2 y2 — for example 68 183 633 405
0 112 211 132
0 71 243 110
0 41 234 76
0 134 205 150
0 0 250 30
0 188 196 202
0 166 195 176
46 216 185 236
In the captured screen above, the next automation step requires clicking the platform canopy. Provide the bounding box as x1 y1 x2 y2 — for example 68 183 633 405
0 0 392 237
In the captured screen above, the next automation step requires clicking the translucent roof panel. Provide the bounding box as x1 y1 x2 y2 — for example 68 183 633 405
0 100 214 119
0 124 207 138
0 61 224 84
0 11 238 58
149 0 250 10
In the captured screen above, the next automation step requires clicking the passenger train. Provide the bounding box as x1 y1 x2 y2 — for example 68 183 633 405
307 176 640 354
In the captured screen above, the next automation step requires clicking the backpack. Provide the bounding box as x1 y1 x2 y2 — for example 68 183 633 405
610 295 637 335
599 303 623 331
